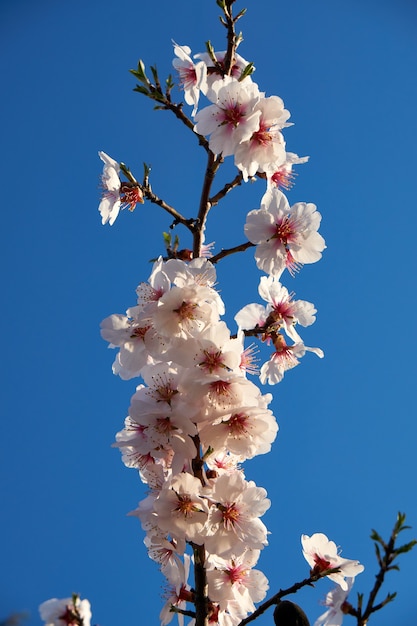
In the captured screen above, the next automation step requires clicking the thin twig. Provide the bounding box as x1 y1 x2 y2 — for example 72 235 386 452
237 572 328 626
210 172 243 206
222 0 239 76
210 240 254 264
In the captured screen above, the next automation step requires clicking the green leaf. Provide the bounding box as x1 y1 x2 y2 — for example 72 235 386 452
370 529 385 545
133 84 149 96
239 62 255 81
374 542 383 567
163 232 171 247
130 59 147 83
235 8 247 20
395 539 417 555
150 64 159 84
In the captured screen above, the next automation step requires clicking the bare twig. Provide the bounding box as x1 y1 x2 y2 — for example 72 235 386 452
210 240 254 264
354 513 416 625
209 172 243 206
237 571 335 626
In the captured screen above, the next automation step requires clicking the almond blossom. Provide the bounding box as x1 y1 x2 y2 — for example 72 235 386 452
314 578 354 626
235 275 318 344
194 77 262 157
270 152 309 190
39 596 92 626
259 333 323 385
172 42 208 116
204 471 270 558
245 187 326 278
98 150 143 225
301 533 364 591
206 549 269 618
233 95 290 180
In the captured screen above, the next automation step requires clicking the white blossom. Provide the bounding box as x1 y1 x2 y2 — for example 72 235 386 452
302 533 364 590
245 188 326 278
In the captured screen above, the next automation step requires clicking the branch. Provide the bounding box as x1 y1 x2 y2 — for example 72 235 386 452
210 240 254 264
357 513 416 624
237 571 331 626
209 172 243 206
192 543 209 626
220 0 241 76
193 153 223 258
119 162 196 232
131 61 210 152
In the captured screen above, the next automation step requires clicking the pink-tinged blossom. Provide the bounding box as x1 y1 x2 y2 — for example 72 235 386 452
39 596 92 626
301 533 364 590
199 403 278 460
194 77 262 157
236 276 318 344
259 333 323 385
135 257 171 315
169 321 242 381
100 313 154 380
234 96 290 181
98 151 143 225
152 283 220 339
154 472 209 544
160 555 193 626
314 579 354 626
207 550 269 617
204 471 270 558
172 42 208 116
245 188 326 278
182 375 263 420
270 152 309 190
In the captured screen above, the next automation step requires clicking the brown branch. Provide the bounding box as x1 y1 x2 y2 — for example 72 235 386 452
193 153 223 258
222 0 239 76
161 98 210 153
192 543 209 626
142 185 196 232
209 172 243 206
210 240 255 264
237 571 329 626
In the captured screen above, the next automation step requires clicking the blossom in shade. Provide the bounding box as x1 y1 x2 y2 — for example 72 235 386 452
270 152 309 190
172 42 208 116
244 187 326 278
233 95 290 180
259 333 323 385
314 579 354 626
160 555 194 626
301 533 364 590
235 275 317 344
98 151 143 225
154 472 209 543
204 471 270 557
207 549 269 617
39 596 92 626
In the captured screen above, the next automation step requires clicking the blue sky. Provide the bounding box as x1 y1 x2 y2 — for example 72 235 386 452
1 0 417 625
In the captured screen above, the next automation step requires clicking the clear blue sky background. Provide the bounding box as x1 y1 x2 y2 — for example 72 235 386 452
1 1 417 625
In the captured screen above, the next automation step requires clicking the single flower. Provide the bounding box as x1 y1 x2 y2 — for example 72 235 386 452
301 533 364 590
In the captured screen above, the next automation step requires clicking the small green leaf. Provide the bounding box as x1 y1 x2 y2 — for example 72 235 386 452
370 529 385 546
374 542 383 567
395 539 417 554
133 84 149 96
239 62 255 81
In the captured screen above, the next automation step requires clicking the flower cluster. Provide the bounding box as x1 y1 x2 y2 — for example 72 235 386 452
101 257 276 624
94 14 363 626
